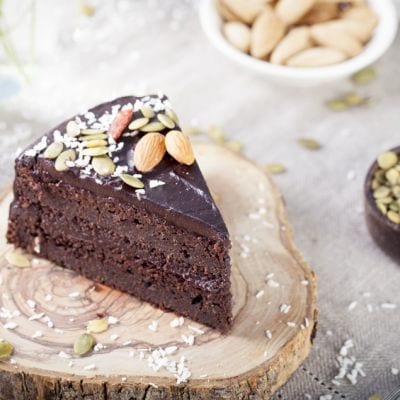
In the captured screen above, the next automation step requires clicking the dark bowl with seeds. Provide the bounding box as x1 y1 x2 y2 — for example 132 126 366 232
364 147 400 262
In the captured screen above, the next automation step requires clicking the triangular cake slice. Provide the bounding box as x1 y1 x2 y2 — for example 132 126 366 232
7 95 232 332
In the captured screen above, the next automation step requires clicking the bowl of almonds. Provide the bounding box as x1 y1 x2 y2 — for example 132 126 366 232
199 0 397 85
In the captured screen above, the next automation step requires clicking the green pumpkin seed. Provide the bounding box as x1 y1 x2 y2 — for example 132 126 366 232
165 107 179 124
298 138 321 150
343 92 364 106
82 139 108 148
55 150 76 171
92 156 115 176
386 168 399 185
140 105 155 119
264 163 286 174
208 125 225 143
376 196 393 205
157 114 175 129
66 121 81 137
44 142 64 159
352 67 376 84
225 140 243 152
387 210 400 224
326 99 348 111
389 202 399 212
182 127 199 136
80 128 106 135
371 179 379 190
0 341 14 359
376 202 387 215
373 186 390 199
87 318 109 333
78 133 108 141
140 122 165 132
392 186 400 198
377 152 397 170
120 174 144 189
128 118 149 131
74 333 95 356
81 147 109 157
6 248 30 268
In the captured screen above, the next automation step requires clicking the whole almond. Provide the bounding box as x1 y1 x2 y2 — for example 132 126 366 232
286 46 347 67
217 0 239 22
134 132 166 173
223 22 251 53
311 22 362 57
165 130 195 166
275 0 316 25
270 27 312 65
108 109 133 140
250 8 286 59
299 3 339 24
342 5 378 42
222 0 269 24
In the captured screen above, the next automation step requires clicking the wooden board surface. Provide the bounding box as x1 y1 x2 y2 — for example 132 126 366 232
0 142 317 400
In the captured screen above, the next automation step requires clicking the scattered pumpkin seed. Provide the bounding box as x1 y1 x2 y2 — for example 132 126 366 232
165 107 179 124
78 133 108 141
120 173 144 189
81 147 109 157
157 113 175 129
80 3 95 16
387 210 400 224
343 92 364 107
298 138 321 150
326 99 348 111
80 128 106 135
43 142 64 159
66 121 81 137
352 67 376 84
182 126 200 136
82 139 108 148
128 118 149 131
5 248 30 268
264 163 286 174
74 333 95 356
140 122 165 132
0 341 14 359
87 318 109 334
92 156 115 176
225 140 243 152
389 202 399 212
140 105 155 119
377 151 397 170
208 125 225 143
55 149 77 171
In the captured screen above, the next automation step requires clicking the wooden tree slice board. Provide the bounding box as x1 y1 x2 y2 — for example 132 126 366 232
0 142 317 400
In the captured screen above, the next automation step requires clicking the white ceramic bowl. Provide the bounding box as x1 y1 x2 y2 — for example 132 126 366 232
199 0 398 86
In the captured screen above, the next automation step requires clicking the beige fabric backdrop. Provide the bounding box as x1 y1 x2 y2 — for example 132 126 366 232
0 1 399 399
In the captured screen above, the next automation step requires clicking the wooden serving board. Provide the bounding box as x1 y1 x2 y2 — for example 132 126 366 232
0 142 317 400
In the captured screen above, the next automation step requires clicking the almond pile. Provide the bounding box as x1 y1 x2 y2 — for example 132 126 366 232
219 0 378 67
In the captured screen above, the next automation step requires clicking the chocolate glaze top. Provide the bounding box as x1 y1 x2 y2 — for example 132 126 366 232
18 95 229 241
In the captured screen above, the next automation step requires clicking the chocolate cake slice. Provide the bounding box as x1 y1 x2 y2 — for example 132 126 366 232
7 95 232 332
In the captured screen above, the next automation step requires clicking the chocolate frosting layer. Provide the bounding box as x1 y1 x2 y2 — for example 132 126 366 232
18 95 229 241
